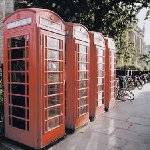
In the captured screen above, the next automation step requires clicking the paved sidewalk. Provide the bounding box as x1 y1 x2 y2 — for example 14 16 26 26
49 83 150 150
0 83 150 150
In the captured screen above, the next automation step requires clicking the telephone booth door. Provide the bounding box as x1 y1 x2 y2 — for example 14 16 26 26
65 23 90 130
3 27 37 147
89 32 105 121
104 38 116 111
40 29 65 146
110 42 116 107
3 8 66 149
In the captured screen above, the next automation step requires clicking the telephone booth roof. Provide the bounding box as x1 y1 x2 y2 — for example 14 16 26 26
66 22 89 42
90 31 105 47
3 8 65 32
105 37 115 50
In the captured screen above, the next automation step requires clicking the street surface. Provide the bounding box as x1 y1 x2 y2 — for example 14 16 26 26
0 83 150 150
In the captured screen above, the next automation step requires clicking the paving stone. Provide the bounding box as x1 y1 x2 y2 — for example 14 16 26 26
93 117 131 130
124 141 150 150
128 123 150 136
127 116 150 127
1 83 150 150
103 112 130 121
51 132 112 150
113 128 150 144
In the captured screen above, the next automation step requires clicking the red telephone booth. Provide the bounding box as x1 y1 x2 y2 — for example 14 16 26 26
89 32 105 121
65 23 90 131
104 38 116 111
3 8 66 149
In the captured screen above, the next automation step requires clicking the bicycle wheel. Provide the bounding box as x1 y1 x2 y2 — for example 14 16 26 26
127 81 135 90
139 79 144 86
116 89 126 101
136 81 142 90
123 90 134 101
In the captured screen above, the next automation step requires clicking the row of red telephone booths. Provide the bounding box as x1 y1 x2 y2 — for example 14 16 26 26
3 8 116 149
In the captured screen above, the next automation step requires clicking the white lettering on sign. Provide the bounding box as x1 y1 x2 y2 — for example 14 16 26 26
73 26 89 41
40 17 62 30
94 33 105 47
108 38 115 50
7 17 32 29
74 30 89 40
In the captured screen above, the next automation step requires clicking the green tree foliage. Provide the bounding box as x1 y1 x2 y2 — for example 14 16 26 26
14 0 149 67
139 52 150 70
115 27 136 65
14 0 149 37
140 53 150 64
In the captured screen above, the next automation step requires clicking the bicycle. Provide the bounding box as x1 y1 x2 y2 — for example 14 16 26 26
133 75 143 90
116 76 134 101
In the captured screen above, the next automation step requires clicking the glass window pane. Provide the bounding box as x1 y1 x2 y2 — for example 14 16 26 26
98 64 103 70
98 85 103 92
48 95 61 106
111 51 114 57
10 48 25 59
11 84 25 95
79 45 87 54
111 81 114 87
79 54 87 62
111 57 114 63
97 49 103 56
9 117 11 125
12 95 25 107
48 106 61 118
10 36 25 48
26 48 29 58
79 71 87 80
98 70 103 77
98 78 102 84
26 35 29 46
79 63 87 71
48 116 60 130
111 65 114 73
48 62 60 71
111 92 114 99
11 60 25 71
111 76 114 81
48 74 61 83
27 73 29 83
26 60 29 70
79 80 87 89
12 117 25 130
79 89 87 98
48 84 62 95
11 72 25 83
79 98 87 107
98 92 102 100
111 87 114 93
98 100 102 107
27 85 29 95
79 106 86 116
12 106 25 118
47 37 59 49
48 50 60 60
98 57 103 63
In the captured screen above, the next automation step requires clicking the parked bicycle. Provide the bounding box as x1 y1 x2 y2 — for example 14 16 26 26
116 76 134 101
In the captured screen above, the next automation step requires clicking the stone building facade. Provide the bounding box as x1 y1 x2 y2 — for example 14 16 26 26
129 26 144 55
0 0 14 63
128 26 145 65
